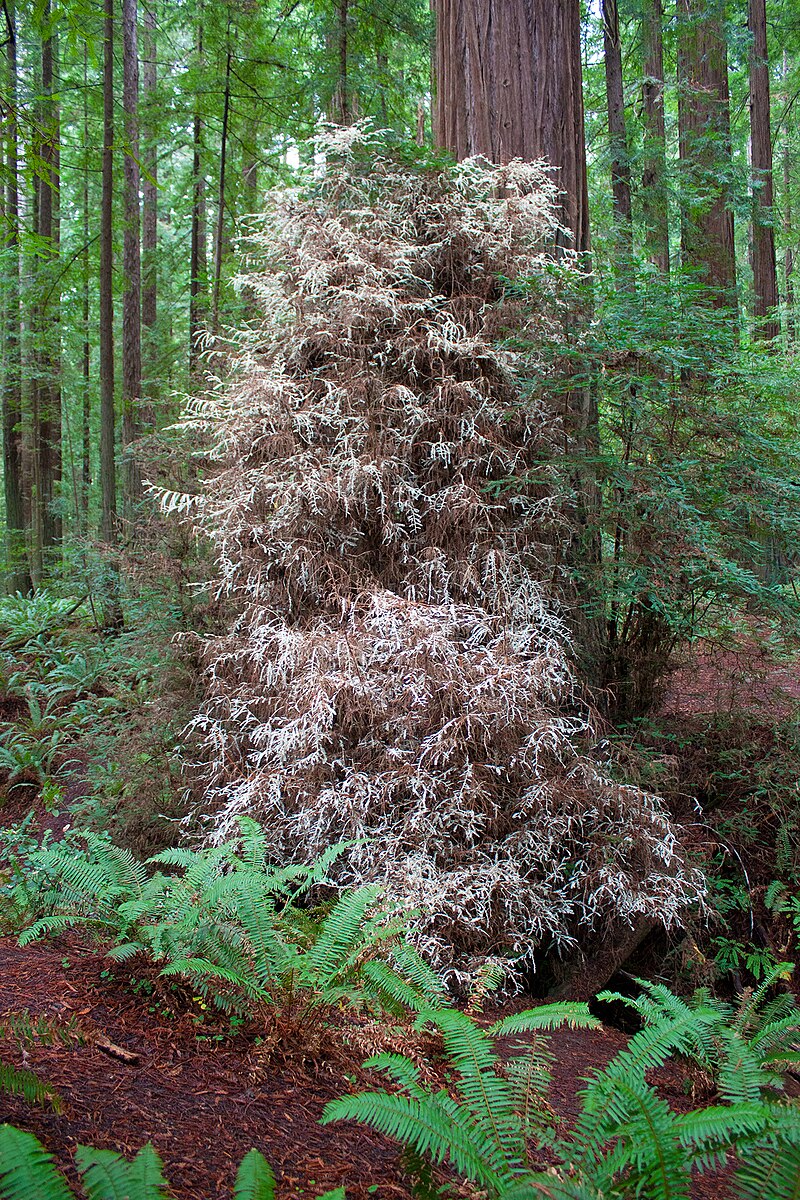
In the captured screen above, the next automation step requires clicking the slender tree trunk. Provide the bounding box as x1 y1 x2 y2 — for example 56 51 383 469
2 0 32 593
122 0 142 511
784 128 795 348
38 3 62 558
641 0 670 273
602 0 633 270
99 8 117 547
433 0 590 257
81 44 91 530
331 0 349 123
142 2 158 413
748 0 779 339
212 32 232 335
189 16 207 377
676 0 737 300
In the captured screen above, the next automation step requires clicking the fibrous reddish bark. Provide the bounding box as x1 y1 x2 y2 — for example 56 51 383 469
433 0 589 256
641 0 670 273
677 0 737 299
748 0 779 339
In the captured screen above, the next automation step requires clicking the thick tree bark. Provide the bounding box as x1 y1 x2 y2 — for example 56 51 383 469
99 8 117 546
332 0 349 123
37 3 62 557
748 0 779 339
602 0 633 265
2 0 31 594
677 0 737 300
641 0 670 273
122 0 142 508
142 2 158 407
433 0 590 257
211 35 232 336
189 17 207 377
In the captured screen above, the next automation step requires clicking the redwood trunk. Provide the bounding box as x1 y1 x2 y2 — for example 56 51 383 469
122 0 142 507
189 18 207 376
677 0 737 300
433 0 589 257
2 0 31 593
38 5 62 556
748 0 779 338
99 9 117 545
641 0 670 273
602 0 633 263
142 2 158 407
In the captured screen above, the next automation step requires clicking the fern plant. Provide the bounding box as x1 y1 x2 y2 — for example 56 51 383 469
0 1124 346 1200
323 998 800 1200
600 964 800 1101
11 820 446 1024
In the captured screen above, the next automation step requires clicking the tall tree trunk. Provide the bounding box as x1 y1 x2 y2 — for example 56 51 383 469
142 2 158 412
433 0 589 257
432 0 599 675
333 0 349 123
212 32 232 336
677 0 737 300
2 0 31 594
641 0 670 273
189 16 207 377
122 0 142 511
38 2 62 559
602 0 633 270
784 133 795 347
81 44 91 531
748 0 779 339
99 7 117 547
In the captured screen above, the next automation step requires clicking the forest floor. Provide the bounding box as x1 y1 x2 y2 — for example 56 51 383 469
0 933 744 1200
2 636 799 1198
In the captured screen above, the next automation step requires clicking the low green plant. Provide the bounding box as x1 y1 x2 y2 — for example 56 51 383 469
323 994 800 1199
9 820 447 1023
0 1124 346 1200
603 965 800 1099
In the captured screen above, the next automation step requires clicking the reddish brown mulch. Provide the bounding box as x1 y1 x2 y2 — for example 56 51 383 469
0 936 748 1200
662 638 800 718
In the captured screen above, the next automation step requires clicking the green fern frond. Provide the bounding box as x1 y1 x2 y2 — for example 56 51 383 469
232 1149 276 1200
362 1051 426 1096
0 1124 74 1200
302 885 381 985
322 1090 511 1189
500 1174 604 1199
489 1004 599 1037
733 1139 800 1200
674 1101 775 1172
0 1062 61 1111
76 1142 170 1200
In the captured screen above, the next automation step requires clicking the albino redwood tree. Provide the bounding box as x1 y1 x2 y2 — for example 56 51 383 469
172 129 703 983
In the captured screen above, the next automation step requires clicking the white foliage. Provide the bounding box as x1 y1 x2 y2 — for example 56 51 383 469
181 125 704 981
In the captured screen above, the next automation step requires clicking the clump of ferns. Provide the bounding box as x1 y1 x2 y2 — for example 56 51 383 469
324 992 800 1200
0 1125 345 1200
603 963 800 1101
159 122 704 984
11 819 447 1055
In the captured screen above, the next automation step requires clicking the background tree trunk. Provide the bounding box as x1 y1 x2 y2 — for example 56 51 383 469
2 0 31 594
99 8 116 547
37 2 62 559
211 32 232 336
189 17 207 377
641 0 670 273
122 0 142 511
602 0 633 269
432 0 589 257
142 1 158 413
677 0 737 299
748 0 778 339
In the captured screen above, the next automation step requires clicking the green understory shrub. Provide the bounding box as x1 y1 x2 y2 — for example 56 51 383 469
323 992 800 1199
5 819 446 1025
